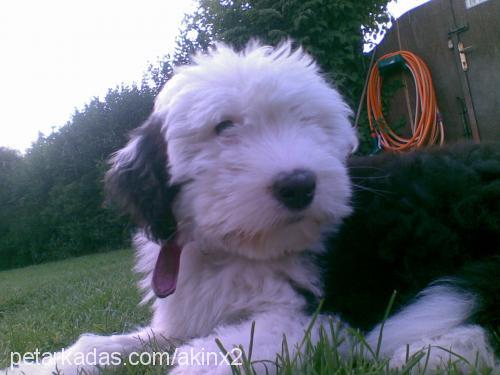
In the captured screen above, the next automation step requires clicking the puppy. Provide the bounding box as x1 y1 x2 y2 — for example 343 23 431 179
5 42 499 374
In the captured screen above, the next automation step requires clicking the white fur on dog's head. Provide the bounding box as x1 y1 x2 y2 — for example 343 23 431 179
107 41 357 260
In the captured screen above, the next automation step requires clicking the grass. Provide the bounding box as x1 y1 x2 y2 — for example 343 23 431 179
0 250 150 370
0 251 495 374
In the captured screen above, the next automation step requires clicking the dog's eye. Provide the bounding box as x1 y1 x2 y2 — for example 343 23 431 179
215 120 234 135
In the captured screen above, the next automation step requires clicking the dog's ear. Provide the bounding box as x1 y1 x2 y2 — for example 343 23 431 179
105 114 179 241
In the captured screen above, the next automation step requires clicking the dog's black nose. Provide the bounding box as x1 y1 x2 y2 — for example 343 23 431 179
272 169 316 210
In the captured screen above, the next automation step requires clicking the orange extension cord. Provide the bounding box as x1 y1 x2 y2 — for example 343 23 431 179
367 51 444 152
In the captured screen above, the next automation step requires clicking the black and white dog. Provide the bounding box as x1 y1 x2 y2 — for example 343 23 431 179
7 42 499 374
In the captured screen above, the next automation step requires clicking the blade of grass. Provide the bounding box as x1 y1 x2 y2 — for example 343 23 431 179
215 338 240 375
248 321 255 362
375 290 397 359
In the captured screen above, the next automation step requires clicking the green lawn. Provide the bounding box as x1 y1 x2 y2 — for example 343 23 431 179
0 251 494 374
0 250 150 370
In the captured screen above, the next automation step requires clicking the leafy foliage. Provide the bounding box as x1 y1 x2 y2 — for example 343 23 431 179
0 80 168 269
176 0 391 105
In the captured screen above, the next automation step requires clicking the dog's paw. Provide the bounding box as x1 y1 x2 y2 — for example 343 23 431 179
169 362 234 375
389 342 461 373
389 326 497 372
169 343 237 375
169 365 232 375
1 362 56 375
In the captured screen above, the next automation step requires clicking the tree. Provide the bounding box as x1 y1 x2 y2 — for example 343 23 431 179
0 81 169 269
175 0 391 105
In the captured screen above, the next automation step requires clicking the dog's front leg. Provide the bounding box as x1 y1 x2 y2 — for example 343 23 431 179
170 310 316 375
4 326 171 375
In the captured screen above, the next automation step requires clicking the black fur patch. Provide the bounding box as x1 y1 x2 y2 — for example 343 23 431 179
317 143 500 341
105 114 180 241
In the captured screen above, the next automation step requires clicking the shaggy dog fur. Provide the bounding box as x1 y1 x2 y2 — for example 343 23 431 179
4 42 499 374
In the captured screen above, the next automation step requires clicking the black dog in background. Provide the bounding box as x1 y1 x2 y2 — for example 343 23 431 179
317 142 499 365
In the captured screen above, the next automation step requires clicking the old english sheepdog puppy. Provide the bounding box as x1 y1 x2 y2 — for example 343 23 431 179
6 42 499 374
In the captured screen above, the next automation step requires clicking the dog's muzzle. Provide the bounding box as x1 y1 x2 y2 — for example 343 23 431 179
272 169 316 210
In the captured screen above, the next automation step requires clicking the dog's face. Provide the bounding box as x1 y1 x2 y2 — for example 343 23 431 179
107 42 357 260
